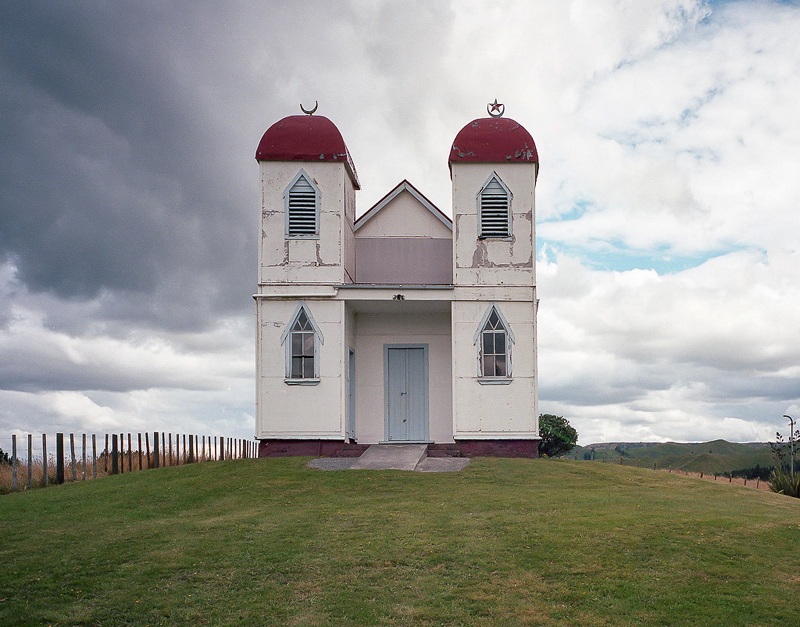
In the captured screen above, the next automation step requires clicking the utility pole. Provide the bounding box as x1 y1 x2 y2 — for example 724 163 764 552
784 415 795 479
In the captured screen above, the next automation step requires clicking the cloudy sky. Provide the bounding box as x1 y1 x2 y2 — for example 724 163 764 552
1 0 798 450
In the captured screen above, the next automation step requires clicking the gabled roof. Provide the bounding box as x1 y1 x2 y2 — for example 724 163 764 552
354 180 452 233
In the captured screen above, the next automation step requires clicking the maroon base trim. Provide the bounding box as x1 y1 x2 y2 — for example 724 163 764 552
258 439 539 459
258 439 368 458
449 440 540 458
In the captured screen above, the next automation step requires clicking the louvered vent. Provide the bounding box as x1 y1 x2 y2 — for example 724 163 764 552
480 178 510 238
287 176 318 236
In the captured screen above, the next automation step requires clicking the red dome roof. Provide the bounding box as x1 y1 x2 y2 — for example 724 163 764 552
449 117 538 171
256 115 360 189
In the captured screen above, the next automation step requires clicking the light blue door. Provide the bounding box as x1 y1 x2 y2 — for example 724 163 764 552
348 349 356 440
385 345 428 442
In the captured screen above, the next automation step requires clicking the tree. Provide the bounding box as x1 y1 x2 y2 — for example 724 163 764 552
538 414 578 458
769 423 800 498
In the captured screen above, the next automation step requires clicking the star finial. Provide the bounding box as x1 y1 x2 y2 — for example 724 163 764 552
487 99 505 117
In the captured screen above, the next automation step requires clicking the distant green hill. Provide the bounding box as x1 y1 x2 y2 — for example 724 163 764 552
568 439 775 476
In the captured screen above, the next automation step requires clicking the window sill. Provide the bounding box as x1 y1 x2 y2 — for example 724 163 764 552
284 378 320 386
477 377 512 385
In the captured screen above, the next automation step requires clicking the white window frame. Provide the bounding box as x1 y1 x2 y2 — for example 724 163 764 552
473 303 514 384
280 301 324 384
477 172 512 239
284 169 320 239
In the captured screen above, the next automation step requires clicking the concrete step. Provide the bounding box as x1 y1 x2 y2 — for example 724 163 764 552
350 444 428 471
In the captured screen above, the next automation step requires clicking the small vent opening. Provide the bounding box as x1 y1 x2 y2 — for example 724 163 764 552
480 177 509 238
288 176 317 236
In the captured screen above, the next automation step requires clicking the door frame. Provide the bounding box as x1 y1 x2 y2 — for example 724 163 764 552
383 343 430 443
347 347 356 441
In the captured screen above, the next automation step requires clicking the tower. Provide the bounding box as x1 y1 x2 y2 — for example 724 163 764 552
448 113 540 447
254 114 359 445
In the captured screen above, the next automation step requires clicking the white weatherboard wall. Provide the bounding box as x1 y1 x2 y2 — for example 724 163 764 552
451 163 536 288
354 312 453 444
450 159 539 440
259 161 356 285
256 298 345 439
452 299 537 438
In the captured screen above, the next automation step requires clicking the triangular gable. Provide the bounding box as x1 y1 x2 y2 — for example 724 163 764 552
354 180 452 237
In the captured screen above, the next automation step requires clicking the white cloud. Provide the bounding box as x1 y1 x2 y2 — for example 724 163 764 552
538 247 800 443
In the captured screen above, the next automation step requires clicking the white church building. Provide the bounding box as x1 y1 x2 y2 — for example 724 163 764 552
254 105 540 457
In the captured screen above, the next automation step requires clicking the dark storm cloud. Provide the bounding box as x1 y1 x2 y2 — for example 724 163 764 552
0 1 259 330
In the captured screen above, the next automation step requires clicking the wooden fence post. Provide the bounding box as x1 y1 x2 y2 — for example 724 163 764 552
189 435 194 463
92 434 97 479
168 433 173 467
82 434 87 480
42 434 49 486
153 432 160 469
138 433 143 471
128 433 132 472
161 432 166 468
105 434 109 472
70 433 76 481
111 434 119 475
11 434 17 491
201 436 205 462
145 432 151 468
56 433 65 485
28 433 33 489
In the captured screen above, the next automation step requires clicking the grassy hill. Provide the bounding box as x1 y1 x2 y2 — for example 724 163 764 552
569 439 775 475
2 458 799 626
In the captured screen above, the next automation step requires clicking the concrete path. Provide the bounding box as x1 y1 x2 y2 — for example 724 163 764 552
307 445 471 473
350 444 428 471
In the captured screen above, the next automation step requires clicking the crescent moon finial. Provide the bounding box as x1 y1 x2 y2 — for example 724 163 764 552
487 99 505 118
300 101 318 115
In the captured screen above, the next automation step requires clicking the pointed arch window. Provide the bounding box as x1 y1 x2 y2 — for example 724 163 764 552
285 170 320 238
478 173 512 238
280 302 323 383
474 304 514 383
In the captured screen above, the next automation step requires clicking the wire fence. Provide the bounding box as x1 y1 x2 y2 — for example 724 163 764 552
1 432 257 494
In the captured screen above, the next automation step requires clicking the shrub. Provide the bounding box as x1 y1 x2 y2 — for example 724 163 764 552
0 448 9 465
539 414 578 458
768 467 800 498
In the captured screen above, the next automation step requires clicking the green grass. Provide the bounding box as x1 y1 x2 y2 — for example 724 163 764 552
2 458 799 626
